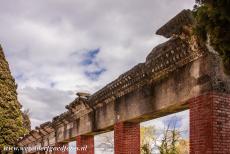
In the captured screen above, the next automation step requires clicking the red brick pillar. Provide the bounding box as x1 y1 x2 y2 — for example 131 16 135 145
189 92 230 154
76 135 94 154
114 122 140 154
39 150 46 154
54 143 68 154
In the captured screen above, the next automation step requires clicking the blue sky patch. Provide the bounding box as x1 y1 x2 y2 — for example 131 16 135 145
81 48 100 66
85 68 106 80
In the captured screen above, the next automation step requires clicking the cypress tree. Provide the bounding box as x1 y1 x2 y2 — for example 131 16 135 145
193 0 230 74
0 45 28 150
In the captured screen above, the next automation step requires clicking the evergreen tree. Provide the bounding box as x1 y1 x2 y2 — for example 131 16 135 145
193 0 230 74
0 45 29 150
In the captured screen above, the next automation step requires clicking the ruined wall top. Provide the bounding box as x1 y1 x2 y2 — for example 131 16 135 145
156 9 194 38
87 10 200 107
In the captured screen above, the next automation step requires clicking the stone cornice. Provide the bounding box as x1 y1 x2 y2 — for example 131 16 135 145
156 9 194 38
89 36 207 107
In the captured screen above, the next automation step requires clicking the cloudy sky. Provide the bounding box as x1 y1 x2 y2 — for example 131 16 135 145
0 0 194 128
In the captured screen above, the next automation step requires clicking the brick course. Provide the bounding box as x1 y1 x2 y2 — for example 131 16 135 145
54 143 68 154
189 92 230 154
114 122 140 154
76 135 94 154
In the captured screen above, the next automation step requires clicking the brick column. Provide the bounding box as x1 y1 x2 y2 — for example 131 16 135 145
189 92 230 154
114 122 140 154
76 135 94 154
54 143 68 154
39 151 46 154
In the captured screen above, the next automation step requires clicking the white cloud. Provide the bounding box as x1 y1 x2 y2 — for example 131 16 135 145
141 110 189 139
18 87 75 127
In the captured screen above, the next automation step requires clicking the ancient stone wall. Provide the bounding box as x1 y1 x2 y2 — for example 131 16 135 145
16 9 230 154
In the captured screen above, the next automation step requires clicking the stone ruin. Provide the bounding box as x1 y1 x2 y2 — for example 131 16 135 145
12 9 230 154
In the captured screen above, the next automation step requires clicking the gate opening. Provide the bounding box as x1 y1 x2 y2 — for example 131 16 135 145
68 141 76 154
140 110 189 154
94 131 114 154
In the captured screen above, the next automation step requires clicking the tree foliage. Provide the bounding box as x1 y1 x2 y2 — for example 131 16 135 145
176 139 189 154
141 118 189 154
193 0 230 74
0 47 29 150
156 122 186 154
141 126 156 154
